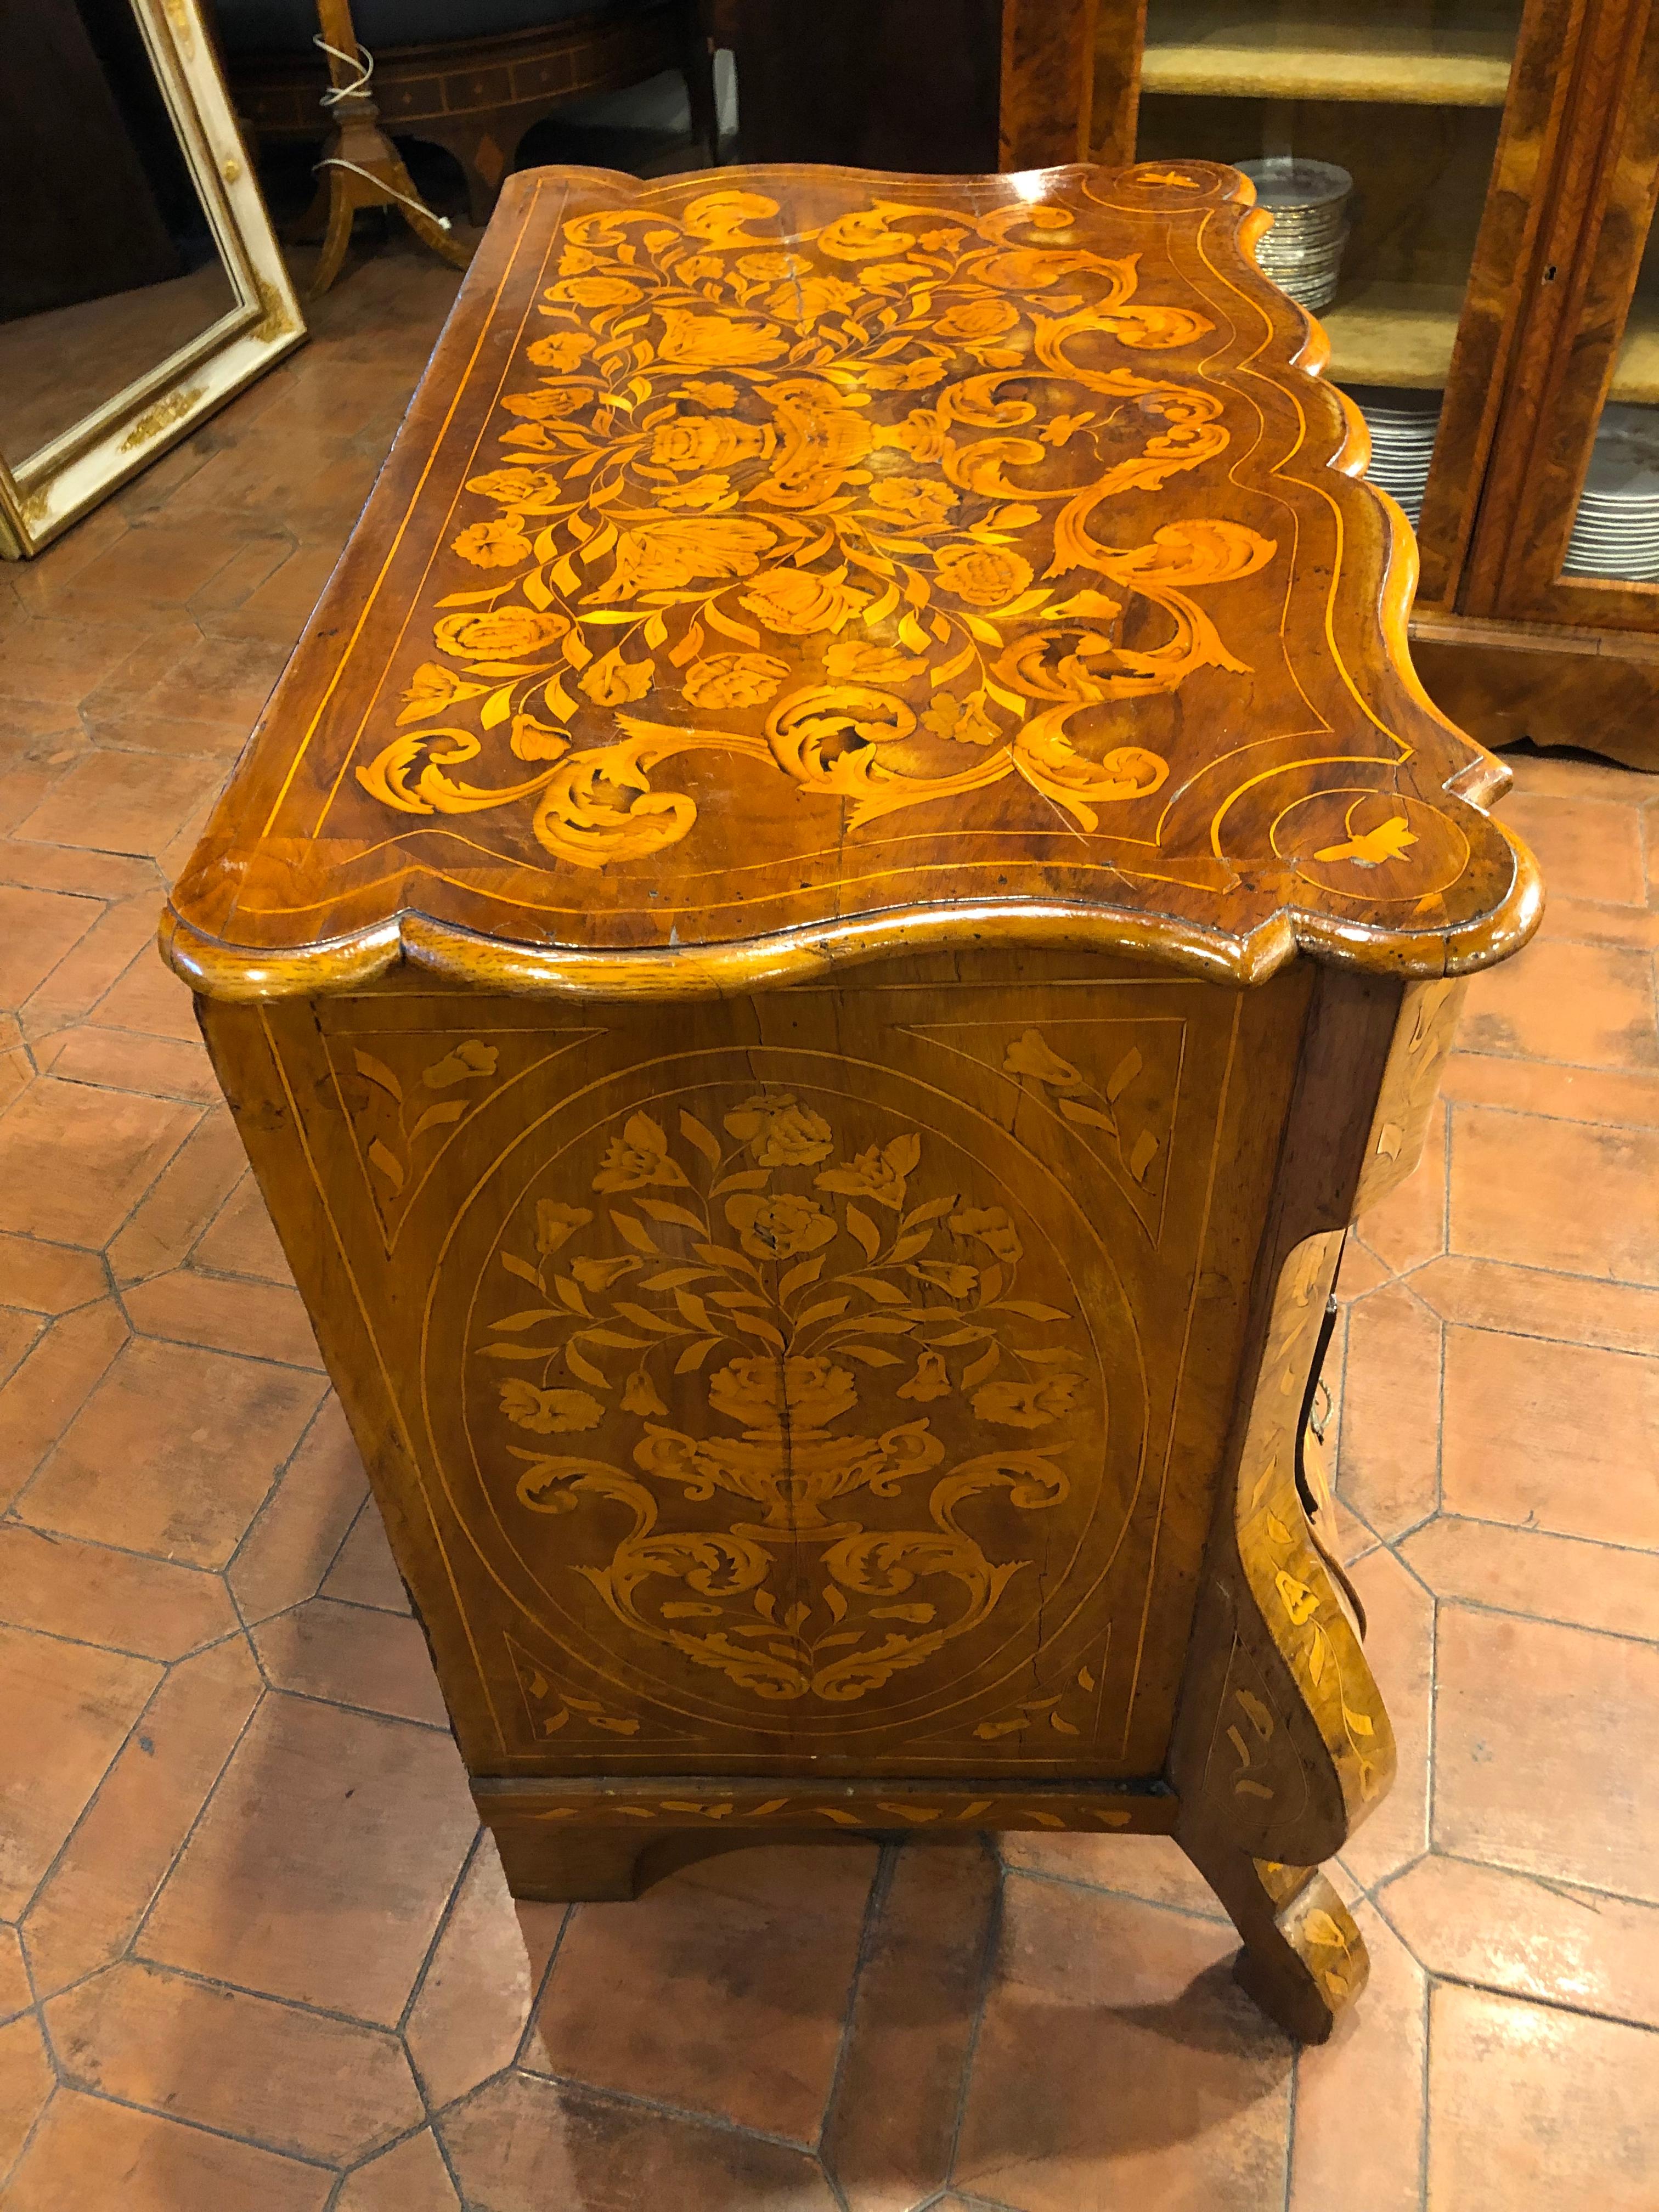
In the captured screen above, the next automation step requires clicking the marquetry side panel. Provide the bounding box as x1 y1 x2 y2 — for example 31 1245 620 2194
202 947 1312 1786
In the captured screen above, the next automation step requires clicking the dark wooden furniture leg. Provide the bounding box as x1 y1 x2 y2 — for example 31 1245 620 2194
307 0 471 295
682 2 720 162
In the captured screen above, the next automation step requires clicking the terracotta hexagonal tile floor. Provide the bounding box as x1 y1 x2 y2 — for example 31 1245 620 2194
2 216 1656 2208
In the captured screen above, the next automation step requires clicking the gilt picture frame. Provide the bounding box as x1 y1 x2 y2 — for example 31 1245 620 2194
0 0 305 559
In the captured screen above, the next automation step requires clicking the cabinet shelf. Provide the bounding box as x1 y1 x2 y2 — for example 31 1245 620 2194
1318 282 1464 391
1141 4 1518 106
1612 303 1659 404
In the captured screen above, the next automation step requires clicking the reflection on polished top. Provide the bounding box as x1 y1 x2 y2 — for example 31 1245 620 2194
163 160 1541 1000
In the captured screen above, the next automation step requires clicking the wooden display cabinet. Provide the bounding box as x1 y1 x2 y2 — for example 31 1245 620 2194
1091 0 1659 770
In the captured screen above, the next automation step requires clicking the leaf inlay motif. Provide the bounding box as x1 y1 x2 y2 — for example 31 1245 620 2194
472 1088 1102 1706
358 187 1277 863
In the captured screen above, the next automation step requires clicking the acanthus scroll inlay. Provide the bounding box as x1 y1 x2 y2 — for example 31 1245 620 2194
467 1083 1104 1707
360 185 1276 864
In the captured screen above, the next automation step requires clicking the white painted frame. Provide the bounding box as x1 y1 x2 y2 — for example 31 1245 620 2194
0 0 306 558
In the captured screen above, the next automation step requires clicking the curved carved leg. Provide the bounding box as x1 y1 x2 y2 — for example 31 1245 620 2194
288 172 332 246
400 191 473 273
310 176 360 299
1180 1830 1368 2043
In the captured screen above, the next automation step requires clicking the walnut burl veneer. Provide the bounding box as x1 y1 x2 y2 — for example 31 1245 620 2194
163 160 1541 2042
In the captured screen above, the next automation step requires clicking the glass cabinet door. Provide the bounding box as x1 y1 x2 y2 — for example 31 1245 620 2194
1471 0 1659 631
1138 1 1522 391
1111 0 1548 602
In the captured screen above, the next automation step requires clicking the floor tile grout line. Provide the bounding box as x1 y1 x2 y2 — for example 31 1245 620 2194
311 1492 385 1615
944 2183 1024 2212
110 1300 329 1379
1345 1462 1659 1568
0 2076 59 2199
1417 1939 1433 2212
2 1327 133 1520
251 1677 454 1736
520 2059 834 2160
259 1583 414 1627
1355 1839 1659 2008
14 1649 180 1934
397 1826 486 2067
0 1242 119 1317
1 1500 296 1589
324 2110 462 2207
425 2057 521 2124
1397 1947 1659 2044
1344 1505 1659 1646
1424 1582 1441 1889
814 1836 898 2169
165 1149 261 1280
0 1314 50 1396
1282 2023 1300 2212
999 1858 1229 1928
115 1654 268 1966
942 1836 1006 2196
167 1254 309 1297
52 1945 432 2048
0 1519 234 1616
40 1062 221 1110
1449 1039 1659 1081
1380 1842 1659 1920
223 1496 357 1642
1400 1583 1659 1649
1353 1248 1659 1327
19 2069 348 2179
3 1093 210 1260
223 1387 366 1608
1400 1297 1659 1362
0 1607 250 1672
511 1898 573 2072
1434 1087 1659 1140
428 2090 472 2207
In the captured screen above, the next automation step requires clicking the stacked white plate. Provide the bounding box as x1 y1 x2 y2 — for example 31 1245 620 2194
1344 384 1442 527
1564 403 1659 580
1236 158 1352 313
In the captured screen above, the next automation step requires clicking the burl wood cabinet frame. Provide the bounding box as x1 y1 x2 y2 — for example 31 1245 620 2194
1089 0 1659 771
165 161 1539 2041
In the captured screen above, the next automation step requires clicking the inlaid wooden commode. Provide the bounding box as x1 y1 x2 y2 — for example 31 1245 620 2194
163 159 1542 2042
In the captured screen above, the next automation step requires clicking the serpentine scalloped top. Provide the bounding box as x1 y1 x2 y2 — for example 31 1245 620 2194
163 160 1541 1001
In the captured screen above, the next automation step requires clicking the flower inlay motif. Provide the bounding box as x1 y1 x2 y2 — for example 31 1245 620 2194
472 1088 1102 1705
360 186 1277 866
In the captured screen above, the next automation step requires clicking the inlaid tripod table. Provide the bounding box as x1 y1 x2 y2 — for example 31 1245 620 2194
163 160 1542 2041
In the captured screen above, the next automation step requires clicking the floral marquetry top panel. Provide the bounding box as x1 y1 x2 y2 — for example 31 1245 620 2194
164 161 1540 1001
